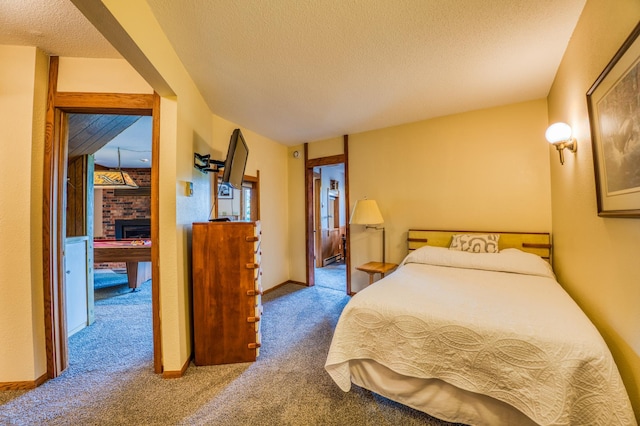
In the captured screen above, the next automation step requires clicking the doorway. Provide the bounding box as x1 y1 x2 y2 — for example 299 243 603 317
43 57 161 378
73 113 154 355
313 164 346 292
304 136 352 294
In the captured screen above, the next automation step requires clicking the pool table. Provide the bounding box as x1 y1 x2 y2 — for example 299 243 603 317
93 239 151 289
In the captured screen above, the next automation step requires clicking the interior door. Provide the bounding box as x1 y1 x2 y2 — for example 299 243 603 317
64 237 90 336
66 154 95 325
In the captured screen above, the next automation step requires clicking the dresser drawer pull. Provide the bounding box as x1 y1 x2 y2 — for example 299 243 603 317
245 236 259 242
246 290 263 296
248 343 261 349
245 263 260 269
247 316 261 323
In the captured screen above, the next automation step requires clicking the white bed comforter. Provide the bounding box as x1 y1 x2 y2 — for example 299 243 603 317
325 247 636 426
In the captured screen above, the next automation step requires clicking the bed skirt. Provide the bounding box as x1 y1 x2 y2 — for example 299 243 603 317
349 359 539 426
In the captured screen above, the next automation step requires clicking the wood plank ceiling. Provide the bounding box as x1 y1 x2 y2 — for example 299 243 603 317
67 114 141 160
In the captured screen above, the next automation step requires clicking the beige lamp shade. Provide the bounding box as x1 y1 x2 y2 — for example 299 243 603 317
350 199 384 225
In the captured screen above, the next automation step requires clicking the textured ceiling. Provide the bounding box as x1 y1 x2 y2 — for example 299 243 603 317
0 0 587 147
0 0 120 58
145 0 587 144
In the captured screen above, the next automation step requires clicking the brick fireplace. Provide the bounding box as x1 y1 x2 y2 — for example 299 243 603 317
99 169 151 239
115 219 151 239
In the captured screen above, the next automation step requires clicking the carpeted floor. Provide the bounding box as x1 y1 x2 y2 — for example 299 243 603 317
0 281 463 426
314 261 346 292
93 269 129 289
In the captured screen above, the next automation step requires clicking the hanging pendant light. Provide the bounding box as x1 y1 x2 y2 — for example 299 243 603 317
94 148 139 189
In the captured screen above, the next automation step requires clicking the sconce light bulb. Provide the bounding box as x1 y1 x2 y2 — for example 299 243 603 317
545 122 572 144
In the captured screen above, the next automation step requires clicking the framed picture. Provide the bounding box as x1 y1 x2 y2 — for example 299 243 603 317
587 23 640 218
218 183 233 199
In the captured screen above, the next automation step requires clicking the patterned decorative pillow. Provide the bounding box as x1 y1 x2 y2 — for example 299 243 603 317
449 234 500 253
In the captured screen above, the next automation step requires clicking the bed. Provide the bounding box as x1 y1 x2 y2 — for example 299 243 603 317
325 230 636 426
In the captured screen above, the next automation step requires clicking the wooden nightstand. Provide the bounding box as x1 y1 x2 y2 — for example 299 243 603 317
356 261 398 285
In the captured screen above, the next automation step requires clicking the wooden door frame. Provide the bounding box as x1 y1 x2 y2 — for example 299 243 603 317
43 57 162 377
304 135 352 294
213 171 260 221
313 172 322 268
243 171 260 221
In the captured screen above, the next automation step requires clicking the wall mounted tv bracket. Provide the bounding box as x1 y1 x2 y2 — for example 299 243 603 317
194 152 224 173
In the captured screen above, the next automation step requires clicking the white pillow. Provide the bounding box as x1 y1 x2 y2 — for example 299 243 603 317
449 233 499 253
402 245 555 279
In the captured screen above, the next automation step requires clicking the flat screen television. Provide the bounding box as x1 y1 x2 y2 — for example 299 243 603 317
221 129 249 190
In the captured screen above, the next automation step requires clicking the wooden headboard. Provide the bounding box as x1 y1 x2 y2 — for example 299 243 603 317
407 229 552 262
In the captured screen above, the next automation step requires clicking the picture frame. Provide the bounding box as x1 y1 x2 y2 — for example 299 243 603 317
218 183 233 199
587 23 640 218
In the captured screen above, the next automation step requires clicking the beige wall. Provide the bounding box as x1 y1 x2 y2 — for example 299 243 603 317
57 57 152 93
296 99 552 292
287 144 307 282
0 45 48 382
308 136 343 159
547 0 640 416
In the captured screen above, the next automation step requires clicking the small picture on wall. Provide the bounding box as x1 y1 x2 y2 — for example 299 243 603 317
218 183 233 199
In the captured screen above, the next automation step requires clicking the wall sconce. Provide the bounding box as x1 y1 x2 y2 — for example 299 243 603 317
545 122 577 165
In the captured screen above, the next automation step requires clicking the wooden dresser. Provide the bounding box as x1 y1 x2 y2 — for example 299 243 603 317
192 221 262 365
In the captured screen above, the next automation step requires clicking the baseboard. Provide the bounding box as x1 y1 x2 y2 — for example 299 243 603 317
0 373 48 390
264 280 306 294
322 254 342 266
162 355 191 379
